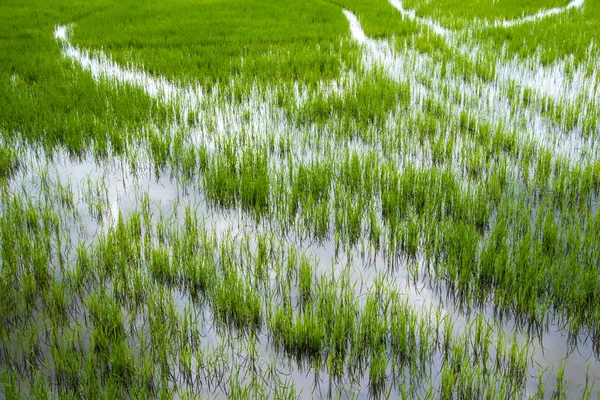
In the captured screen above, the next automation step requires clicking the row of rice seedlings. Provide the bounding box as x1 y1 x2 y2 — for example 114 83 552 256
505 84 600 141
52 19 389 170
316 23 595 234
47 10 504 183
71 0 365 88
0 140 22 184
3 58 174 160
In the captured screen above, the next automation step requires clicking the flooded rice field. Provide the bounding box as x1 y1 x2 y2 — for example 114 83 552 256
1 0 599 398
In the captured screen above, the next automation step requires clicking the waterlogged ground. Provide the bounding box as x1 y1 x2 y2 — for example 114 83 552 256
1 0 600 398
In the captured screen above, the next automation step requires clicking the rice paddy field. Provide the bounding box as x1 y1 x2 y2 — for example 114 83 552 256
1 0 599 398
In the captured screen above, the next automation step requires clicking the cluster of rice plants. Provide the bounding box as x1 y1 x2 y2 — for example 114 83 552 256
1 0 599 397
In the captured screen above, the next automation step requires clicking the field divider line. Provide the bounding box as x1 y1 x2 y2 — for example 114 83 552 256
389 0 585 31
344 9 598 164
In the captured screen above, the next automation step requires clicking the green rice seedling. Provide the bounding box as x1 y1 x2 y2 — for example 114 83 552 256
346 197 364 246
20 272 38 315
148 130 172 177
505 334 528 390
150 245 176 285
368 207 382 251
50 334 85 395
269 303 294 352
47 280 69 326
294 308 326 360
0 370 20 399
87 290 126 354
212 260 262 331
0 144 20 183
456 363 480 400
359 292 387 355
31 370 51 399
551 359 568 400
108 340 136 389
238 146 270 218
252 233 270 286
298 255 313 304
441 315 454 358
450 335 467 376
535 365 550 399
311 196 331 241
368 344 388 394
440 363 458 400
580 364 597 400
